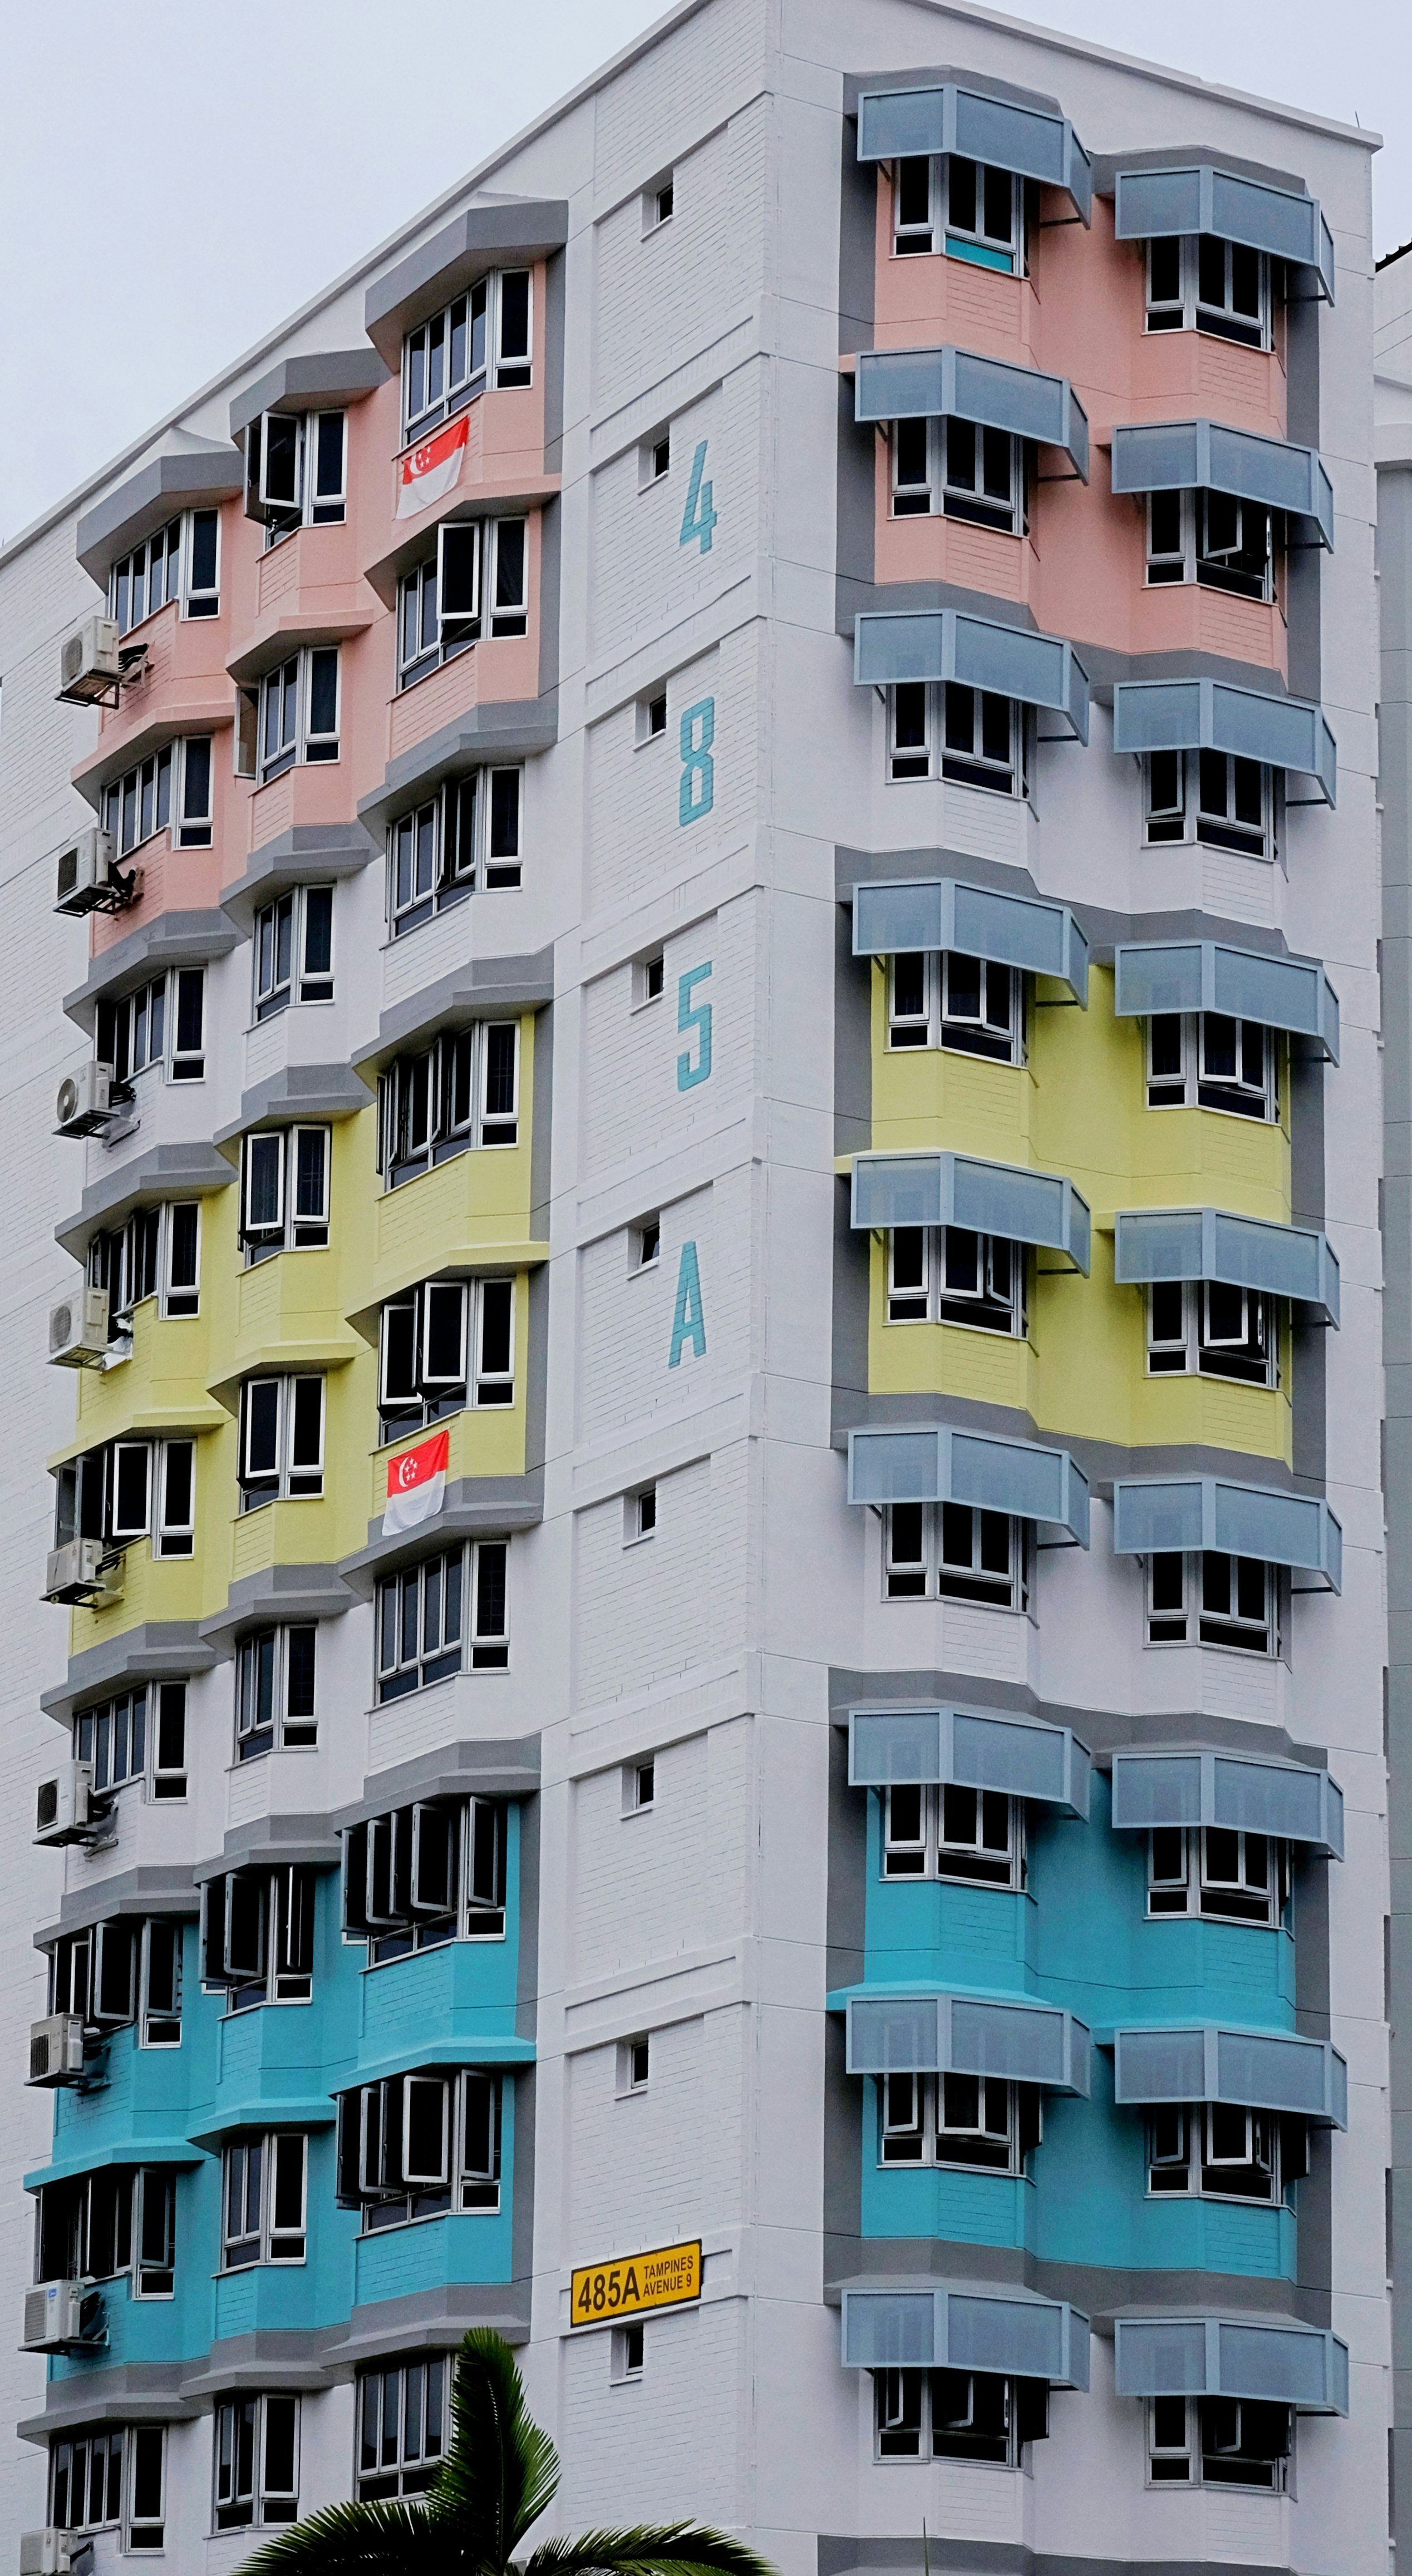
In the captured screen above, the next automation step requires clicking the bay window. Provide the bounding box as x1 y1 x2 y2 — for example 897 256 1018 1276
1147 489 1277 599
397 516 528 688
259 647 340 779
342 1795 507 1961
222 2133 307 2267
254 885 334 1017
1147 1550 1277 1654
1146 1011 1277 1118
1143 747 1273 858
336 2065 502 2228
876 2368 1047 2465
240 1125 331 1259
881 1783 1024 1888
402 270 532 438
1145 235 1271 348
892 154 1026 272
1147 1823 1291 1926
96 964 205 1085
892 418 1026 533
202 1864 315 2011
377 1021 518 1185
878 2072 1040 2174
109 508 220 630
379 1276 514 1435
890 682 1027 794
887 1226 1026 1333
238 1374 324 1506
37 2165 175 2297
1149 2396 1291 2491
235 1623 318 1759
375 1540 509 1696
884 1503 1028 1609
101 736 213 853
356 2358 447 2500
388 766 522 931
215 2394 299 2531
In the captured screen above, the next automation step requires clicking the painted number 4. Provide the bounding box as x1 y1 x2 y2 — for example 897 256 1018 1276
679 440 717 555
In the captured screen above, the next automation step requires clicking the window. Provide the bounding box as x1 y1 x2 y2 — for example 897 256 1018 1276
887 1228 1027 1335
203 1866 314 2012
100 736 213 853
621 2034 650 2092
889 683 1027 794
1147 1281 1277 1386
342 1796 507 1963
877 2071 1040 2173
891 418 1026 534
884 1504 1029 1610
892 154 1026 273
338 2065 501 2229
258 647 340 779
222 2133 307 2267
140 1920 184 2046
875 2368 1047 2464
378 1277 514 1437
881 1783 1024 1888
612 2322 646 2381
239 1375 324 1507
1147 1551 1277 1654
73 1682 186 1803
241 1126 330 1259
627 1484 657 1542
50 1918 135 2030
634 1215 661 1268
1146 1013 1277 1120
888 950 1023 1063
253 886 334 1018
96 964 205 1086
1143 748 1273 859
37 2167 174 2298
402 269 532 437
647 176 674 230
51 2427 166 2547
1145 235 1271 349
375 1542 510 1697
356 2358 447 2499
1147 1824 1291 1927
629 1759 655 1813
397 517 528 687
388 767 523 931
55 1440 194 1558
377 1022 518 1184
215 2393 300 2530
1148 2395 1291 2490
1145 490 1277 600
1148 2102 1305 2203
648 433 671 482
636 688 668 743
244 408 347 535
236 1625 318 1760
109 509 220 631
89 1201 200 1328
164 1202 200 1316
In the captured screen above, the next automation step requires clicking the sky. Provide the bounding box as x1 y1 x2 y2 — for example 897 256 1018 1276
1 0 1408 544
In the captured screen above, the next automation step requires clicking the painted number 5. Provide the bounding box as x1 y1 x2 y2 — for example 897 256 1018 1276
678 698 714 826
677 964 712 1091
679 440 717 555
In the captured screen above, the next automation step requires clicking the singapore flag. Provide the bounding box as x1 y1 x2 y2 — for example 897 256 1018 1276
395 413 470 519
382 1427 450 1534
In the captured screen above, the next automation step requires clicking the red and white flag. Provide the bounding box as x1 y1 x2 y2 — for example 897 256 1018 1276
395 414 470 519
382 1428 450 1534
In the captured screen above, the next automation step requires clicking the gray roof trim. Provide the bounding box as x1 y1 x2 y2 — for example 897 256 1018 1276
337 1735 543 1831
357 694 559 838
63 911 240 1031
319 2279 533 2371
19 2363 202 2444
843 62 1067 124
1090 142 1311 200
213 1062 374 1151
34 1866 202 1951
193 1817 345 1882
220 822 378 932
229 349 390 438
56 1143 234 1262
41 1620 218 1721
198 1561 357 1650
75 445 243 584
364 197 569 365
340 1470 546 1594
352 945 556 1075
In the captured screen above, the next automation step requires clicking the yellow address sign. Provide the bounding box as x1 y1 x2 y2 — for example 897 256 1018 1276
570 2238 703 2326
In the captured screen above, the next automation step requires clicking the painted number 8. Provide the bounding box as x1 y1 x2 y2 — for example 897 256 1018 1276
678 698 715 826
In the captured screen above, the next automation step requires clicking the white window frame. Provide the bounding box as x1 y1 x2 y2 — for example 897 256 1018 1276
347 2066 501 2228
235 1623 319 1761
401 269 533 440
240 1126 331 1260
1142 747 1276 860
1144 235 1272 350
375 1540 510 1699
1146 1278 1277 1386
356 2357 450 2499
96 964 205 1087
885 1226 1027 1335
221 2131 308 2268
1145 1011 1278 1119
874 2367 1040 2466
72 1681 186 1805
253 884 335 1019
1145 1549 1280 1655
238 1375 326 1507
203 1864 314 2011
161 1200 201 1317
1145 488 1276 600
378 1022 519 1185
889 682 1029 794
397 517 529 690
378 1276 515 1435
258 647 340 781
883 1501 1030 1610
877 2071 1036 2174
1148 2101 1284 2204
100 735 214 856
880 1782 1025 1887
214 2391 301 2532
891 154 1026 270
1147 1823 1291 1927
1147 2394 1292 2492
387 767 523 934
108 509 221 633
887 950 1024 1062
891 416 1026 534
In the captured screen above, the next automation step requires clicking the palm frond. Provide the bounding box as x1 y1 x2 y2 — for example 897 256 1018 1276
237 2495 434 2576
522 2521 778 2576
425 2326 560 2560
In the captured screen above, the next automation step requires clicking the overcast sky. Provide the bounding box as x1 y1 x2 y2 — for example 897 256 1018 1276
2 0 1407 544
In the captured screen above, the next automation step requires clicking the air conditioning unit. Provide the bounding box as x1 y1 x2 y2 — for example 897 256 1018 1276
43 1541 123 1609
33 1763 112 1848
54 1063 115 1138
57 619 121 705
47 1288 110 1370
55 828 120 917
27 2016 87 2088
19 2529 90 2575
21 2282 104 2355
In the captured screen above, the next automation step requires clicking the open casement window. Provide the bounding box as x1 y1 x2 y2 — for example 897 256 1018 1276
236 1623 318 1760
73 1681 185 1800
375 1541 509 1697
1148 2394 1291 2491
1147 1012 1278 1120
878 2071 1041 2174
100 738 214 856
96 964 205 1083
1145 236 1272 349
388 768 523 934
337 2065 503 2228
239 1374 324 1507
402 270 533 438
884 1503 1029 1610
202 1864 316 2011
245 409 347 535
222 2131 307 2267
215 2393 299 2531
888 951 1024 1062
377 1022 519 1186
378 1277 515 1435
1148 1551 1278 1655
891 417 1027 533
397 519 528 688
875 2366 1047 2464
61 1436 193 1559
109 507 220 631
1147 1279 1277 1386
254 885 334 1018
1147 490 1278 601
356 2357 448 2500
134 2167 176 2294
882 1783 1025 1888
889 683 1029 794
1147 2101 1304 2203
887 1228 1027 1335
343 1795 506 1961
241 1126 331 1260
140 1919 184 2046
258 648 340 779
1147 1823 1292 1927
49 2432 125 2538
892 155 1027 272
37 2164 174 2297
1144 747 1275 860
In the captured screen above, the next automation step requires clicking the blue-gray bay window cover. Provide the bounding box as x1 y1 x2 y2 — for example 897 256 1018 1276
855 610 1090 743
1113 165 1335 302
1110 2024 1346 2126
853 876 1089 1005
1113 939 1339 1062
1109 419 1333 549
848 1424 1090 1546
856 346 1089 481
1111 1477 1341 1591
1114 2316 1348 2414
1113 1207 1339 1324
844 1990 1090 2093
842 2283 1090 2388
1112 676 1336 807
848 1704 1090 1817
1110 1746 1344 1858
853 1152 1091 1274
857 82 1092 223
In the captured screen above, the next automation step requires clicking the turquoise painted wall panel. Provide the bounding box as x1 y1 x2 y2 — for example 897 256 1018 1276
353 2208 513 2304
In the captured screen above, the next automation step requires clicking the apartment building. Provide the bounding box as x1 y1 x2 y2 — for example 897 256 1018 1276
0 2 1386 2570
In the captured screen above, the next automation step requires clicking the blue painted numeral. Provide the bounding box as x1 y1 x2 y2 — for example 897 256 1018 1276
679 698 715 826
677 964 713 1091
679 440 717 554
